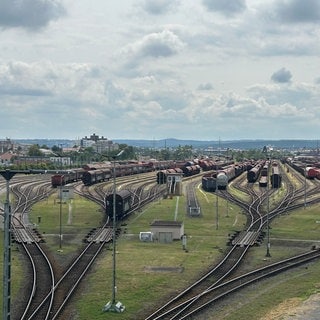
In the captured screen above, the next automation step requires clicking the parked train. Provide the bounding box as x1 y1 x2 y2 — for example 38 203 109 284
52 160 174 187
202 163 247 191
259 176 268 187
286 159 320 179
82 161 157 186
82 168 112 186
258 161 270 187
105 189 132 221
247 160 265 183
156 165 200 184
51 168 85 188
270 165 282 188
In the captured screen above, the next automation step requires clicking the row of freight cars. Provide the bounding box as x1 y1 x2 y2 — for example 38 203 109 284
202 160 283 191
249 160 282 188
51 160 170 187
286 159 320 179
202 163 248 191
157 159 234 184
52 158 228 187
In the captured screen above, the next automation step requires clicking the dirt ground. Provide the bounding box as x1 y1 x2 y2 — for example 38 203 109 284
260 293 320 320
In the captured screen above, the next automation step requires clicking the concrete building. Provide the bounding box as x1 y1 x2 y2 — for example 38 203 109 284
150 220 184 243
80 133 119 153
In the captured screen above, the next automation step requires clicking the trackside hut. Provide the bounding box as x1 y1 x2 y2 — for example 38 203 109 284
150 220 184 243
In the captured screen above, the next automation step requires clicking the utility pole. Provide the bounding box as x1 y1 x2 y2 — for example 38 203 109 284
103 150 125 313
1 170 16 320
266 163 271 257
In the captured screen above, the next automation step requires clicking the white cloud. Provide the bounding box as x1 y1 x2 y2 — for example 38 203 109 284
0 0 319 140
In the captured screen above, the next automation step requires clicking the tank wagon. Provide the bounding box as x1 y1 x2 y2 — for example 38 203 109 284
105 189 132 221
216 172 229 190
270 165 282 188
216 166 237 190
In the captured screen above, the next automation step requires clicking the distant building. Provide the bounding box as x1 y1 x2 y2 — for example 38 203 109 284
50 156 71 167
0 138 14 153
13 156 52 166
80 133 119 153
0 151 15 166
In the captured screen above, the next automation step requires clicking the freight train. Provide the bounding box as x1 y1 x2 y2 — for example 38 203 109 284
51 168 85 188
270 165 282 188
201 163 247 191
259 176 268 187
156 159 235 185
285 159 320 179
82 162 154 186
258 161 270 187
247 160 265 183
52 160 173 187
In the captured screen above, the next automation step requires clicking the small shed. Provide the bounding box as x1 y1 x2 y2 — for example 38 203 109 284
150 220 184 243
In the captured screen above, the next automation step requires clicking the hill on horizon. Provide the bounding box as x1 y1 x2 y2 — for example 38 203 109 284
13 138 320 150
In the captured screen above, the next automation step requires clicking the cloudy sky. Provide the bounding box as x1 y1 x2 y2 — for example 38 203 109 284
1 0 320 141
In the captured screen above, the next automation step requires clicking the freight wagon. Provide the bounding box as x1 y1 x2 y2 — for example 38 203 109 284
105 189 132 221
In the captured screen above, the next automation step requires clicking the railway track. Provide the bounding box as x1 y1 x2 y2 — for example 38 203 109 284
8 172 167 319
144 161 320 319
148 249 320 320
27 240 109 320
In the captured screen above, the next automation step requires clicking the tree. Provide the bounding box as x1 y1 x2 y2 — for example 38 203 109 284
28 144 43 157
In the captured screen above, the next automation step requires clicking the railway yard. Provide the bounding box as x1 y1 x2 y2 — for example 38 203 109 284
1 157 320 319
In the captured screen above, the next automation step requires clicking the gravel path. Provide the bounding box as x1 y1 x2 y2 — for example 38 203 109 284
260 293 320 320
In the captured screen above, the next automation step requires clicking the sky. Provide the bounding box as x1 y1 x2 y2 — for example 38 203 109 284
1 0 320 141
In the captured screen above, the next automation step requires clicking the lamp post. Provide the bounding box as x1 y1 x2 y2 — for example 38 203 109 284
103 150 125 313
59 179 63 251
266 166 271 257
304 164 307 209
1 170 27 320
1 171 14 320
215 161 219 230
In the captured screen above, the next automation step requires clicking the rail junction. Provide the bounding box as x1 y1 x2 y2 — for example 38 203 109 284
1 159 320 319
